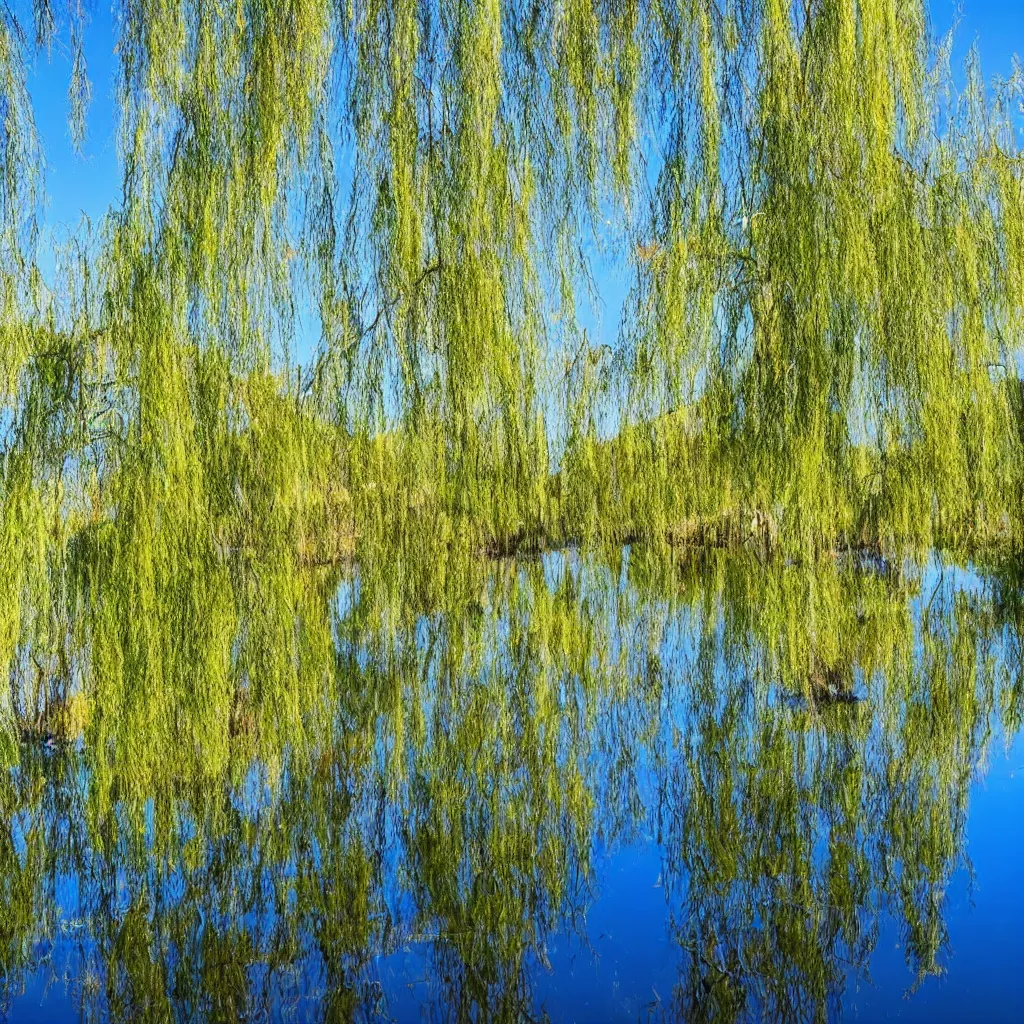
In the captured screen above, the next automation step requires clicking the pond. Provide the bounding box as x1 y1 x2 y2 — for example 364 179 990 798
2 546 1022 1022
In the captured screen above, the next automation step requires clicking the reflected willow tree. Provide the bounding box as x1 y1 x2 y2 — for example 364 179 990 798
658 556 1007 1022
0 548 1018 1021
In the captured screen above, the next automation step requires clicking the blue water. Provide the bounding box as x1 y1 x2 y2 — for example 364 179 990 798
12 757 1020 1022
360 741 1024 1023
3 555 1023 1022
845 738 1024 1023
8 748 1020 1022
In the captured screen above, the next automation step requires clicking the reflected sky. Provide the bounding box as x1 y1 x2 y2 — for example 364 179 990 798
2 549 1023 1022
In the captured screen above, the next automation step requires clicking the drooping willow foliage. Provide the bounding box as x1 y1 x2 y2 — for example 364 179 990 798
0 2 1022 730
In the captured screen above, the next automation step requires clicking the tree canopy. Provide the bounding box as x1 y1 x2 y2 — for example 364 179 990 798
1 0 1023 729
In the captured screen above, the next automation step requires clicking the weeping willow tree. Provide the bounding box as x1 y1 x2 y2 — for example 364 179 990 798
0 1 1023 735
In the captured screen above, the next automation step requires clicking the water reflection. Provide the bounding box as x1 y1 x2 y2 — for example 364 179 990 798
1 546 1021 1022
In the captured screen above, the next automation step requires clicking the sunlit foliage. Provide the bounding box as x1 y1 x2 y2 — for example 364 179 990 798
0 6 1022 1015
1 3 1022 586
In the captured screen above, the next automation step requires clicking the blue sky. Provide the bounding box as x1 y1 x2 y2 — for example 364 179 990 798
28 1 1024 222
22 0 1024 364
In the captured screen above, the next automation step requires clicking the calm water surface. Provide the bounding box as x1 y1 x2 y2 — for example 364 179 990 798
2 549 1022 1022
